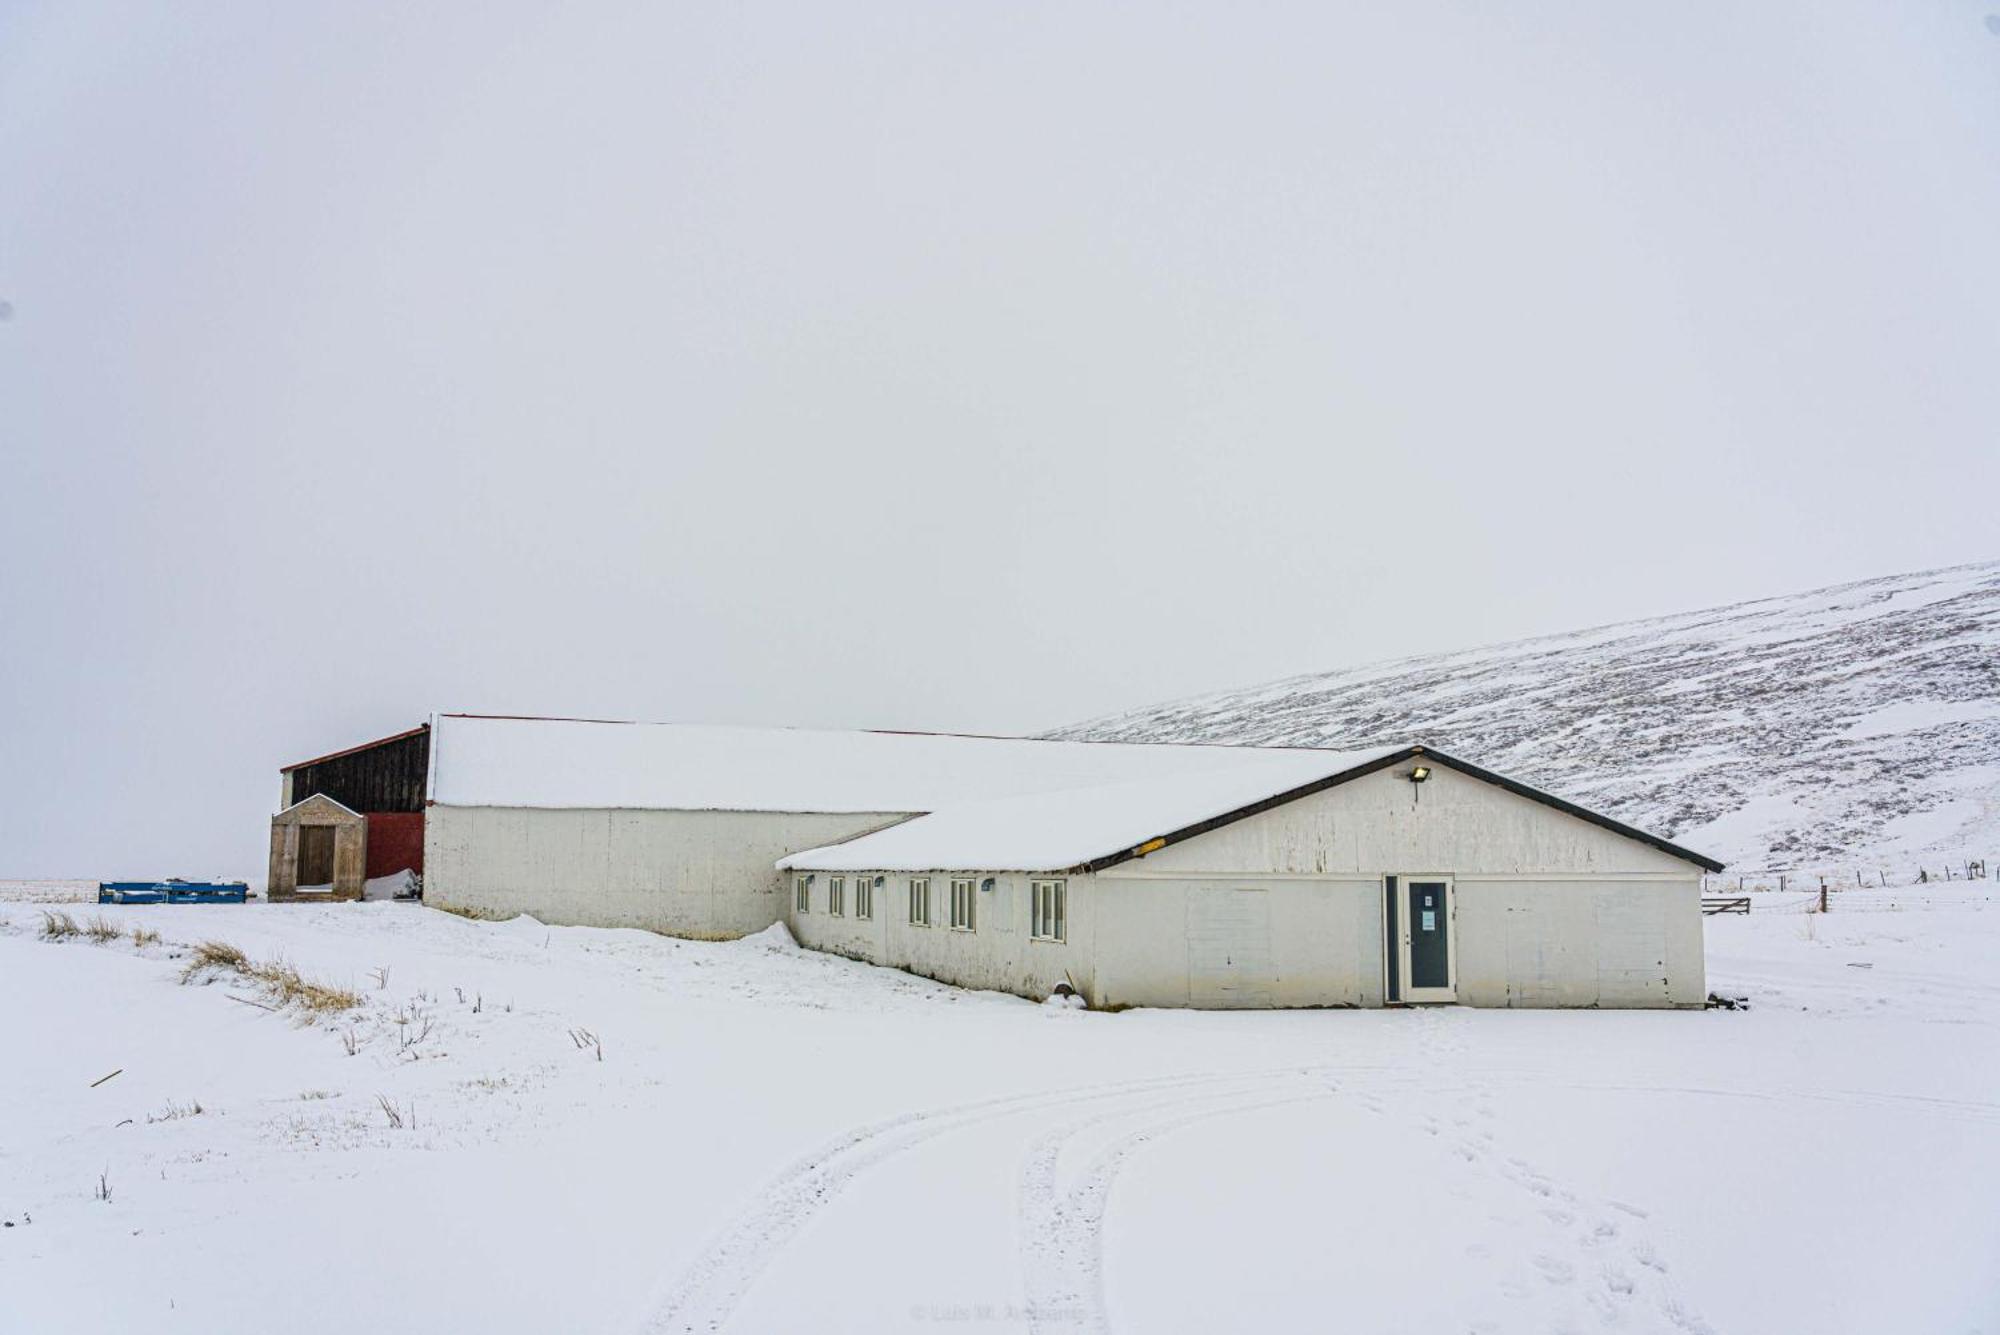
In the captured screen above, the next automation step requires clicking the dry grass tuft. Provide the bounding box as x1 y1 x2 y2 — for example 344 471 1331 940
84 915 124 945
131 925 161 948
253 960 363 1016
180 939 249 982
147 1098 204 1123
178 940 361 1017
39 911 80 941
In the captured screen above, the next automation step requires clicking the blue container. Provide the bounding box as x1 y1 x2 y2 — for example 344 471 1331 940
99 880 249 905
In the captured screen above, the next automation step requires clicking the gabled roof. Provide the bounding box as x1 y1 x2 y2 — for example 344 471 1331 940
274 792 364 821
423 713 1370 815
778 745 1725 874
281 725 428 773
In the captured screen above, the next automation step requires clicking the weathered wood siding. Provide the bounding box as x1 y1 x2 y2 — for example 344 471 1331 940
287 728 429 814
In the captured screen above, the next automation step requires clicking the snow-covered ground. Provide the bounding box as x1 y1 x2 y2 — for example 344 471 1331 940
3 893 1996 1335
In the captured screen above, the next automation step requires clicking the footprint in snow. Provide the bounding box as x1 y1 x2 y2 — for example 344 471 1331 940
1533 1253 1577 1285
1586 1287 1620 1323
1631 1240 1668 1273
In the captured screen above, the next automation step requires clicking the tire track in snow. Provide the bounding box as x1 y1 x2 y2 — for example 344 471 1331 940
1007 1044 1719 1335
638 1065 1327 1334
1556 1080 2000 1126
1018 1072 1340 1335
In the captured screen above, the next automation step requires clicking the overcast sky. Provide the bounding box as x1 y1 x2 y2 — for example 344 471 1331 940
3 2 1998 879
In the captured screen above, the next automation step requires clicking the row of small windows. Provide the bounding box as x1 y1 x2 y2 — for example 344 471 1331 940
796 875 881 920
790 876 1064 943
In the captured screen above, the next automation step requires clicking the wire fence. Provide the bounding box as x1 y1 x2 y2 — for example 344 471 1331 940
1703 858 1990 896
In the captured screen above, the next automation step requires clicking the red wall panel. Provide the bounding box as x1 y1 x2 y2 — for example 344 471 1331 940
364 812 425 880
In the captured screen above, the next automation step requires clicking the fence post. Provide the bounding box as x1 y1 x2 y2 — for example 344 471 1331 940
1819 880 1828 914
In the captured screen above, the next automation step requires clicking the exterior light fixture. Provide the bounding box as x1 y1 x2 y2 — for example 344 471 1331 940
1410 765 1431 784
979 877 996 893
872 875 886 888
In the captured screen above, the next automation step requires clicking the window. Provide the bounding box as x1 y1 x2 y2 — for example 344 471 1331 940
795 876 810 913
908 877 931 927
828 876 845 917
1031 879 1066 943
856 876 874 920
950 878 977 932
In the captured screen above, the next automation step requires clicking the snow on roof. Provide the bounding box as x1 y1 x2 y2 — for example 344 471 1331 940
778 744 1409 872
276 792 362 819
426 713 1373 815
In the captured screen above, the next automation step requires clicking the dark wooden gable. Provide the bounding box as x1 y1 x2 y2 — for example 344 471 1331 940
288 726 430 814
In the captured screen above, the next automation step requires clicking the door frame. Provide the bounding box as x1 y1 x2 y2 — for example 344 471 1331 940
1394 874 1457 1003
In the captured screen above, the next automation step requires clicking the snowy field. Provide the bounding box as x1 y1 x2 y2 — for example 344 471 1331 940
3 891 1996 1335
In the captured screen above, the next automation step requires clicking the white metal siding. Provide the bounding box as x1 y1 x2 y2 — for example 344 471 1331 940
786 871 1093 1002
1454 878 1704 1008
1093 877 1385 1010
1186 888 1275 1008
1130 764 1695 878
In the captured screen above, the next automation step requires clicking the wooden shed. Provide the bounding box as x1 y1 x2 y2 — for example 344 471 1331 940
279 724 429 886
268 793 368 902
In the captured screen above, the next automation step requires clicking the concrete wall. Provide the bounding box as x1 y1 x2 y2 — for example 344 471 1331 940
1090 876 1384 1009
424 806 912 939
1087 872 1703 1009
1453 876 1704 1007
1092 765 1705 1008
1134 762 1694 877
424 761 1707 1008
787 871 1092 1002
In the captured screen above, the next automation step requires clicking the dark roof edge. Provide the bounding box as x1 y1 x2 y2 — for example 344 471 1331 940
1419 749 1725 872
1082 745 1725 875
281 724 430 774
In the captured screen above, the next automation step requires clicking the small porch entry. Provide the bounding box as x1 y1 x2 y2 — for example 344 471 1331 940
268 793 368 902
1385 874 1456 1003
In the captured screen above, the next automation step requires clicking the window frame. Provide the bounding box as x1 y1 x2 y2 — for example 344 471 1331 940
828 875 845 917
1030 879 1067 943
908 877 931 927
794 875 810 914
949 877 977 932
856 875 874 921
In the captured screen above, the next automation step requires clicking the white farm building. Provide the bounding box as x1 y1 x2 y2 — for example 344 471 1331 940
273 713 1723 1009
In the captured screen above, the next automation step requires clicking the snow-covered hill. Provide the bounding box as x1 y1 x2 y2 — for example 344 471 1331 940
1052 562 2000 874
